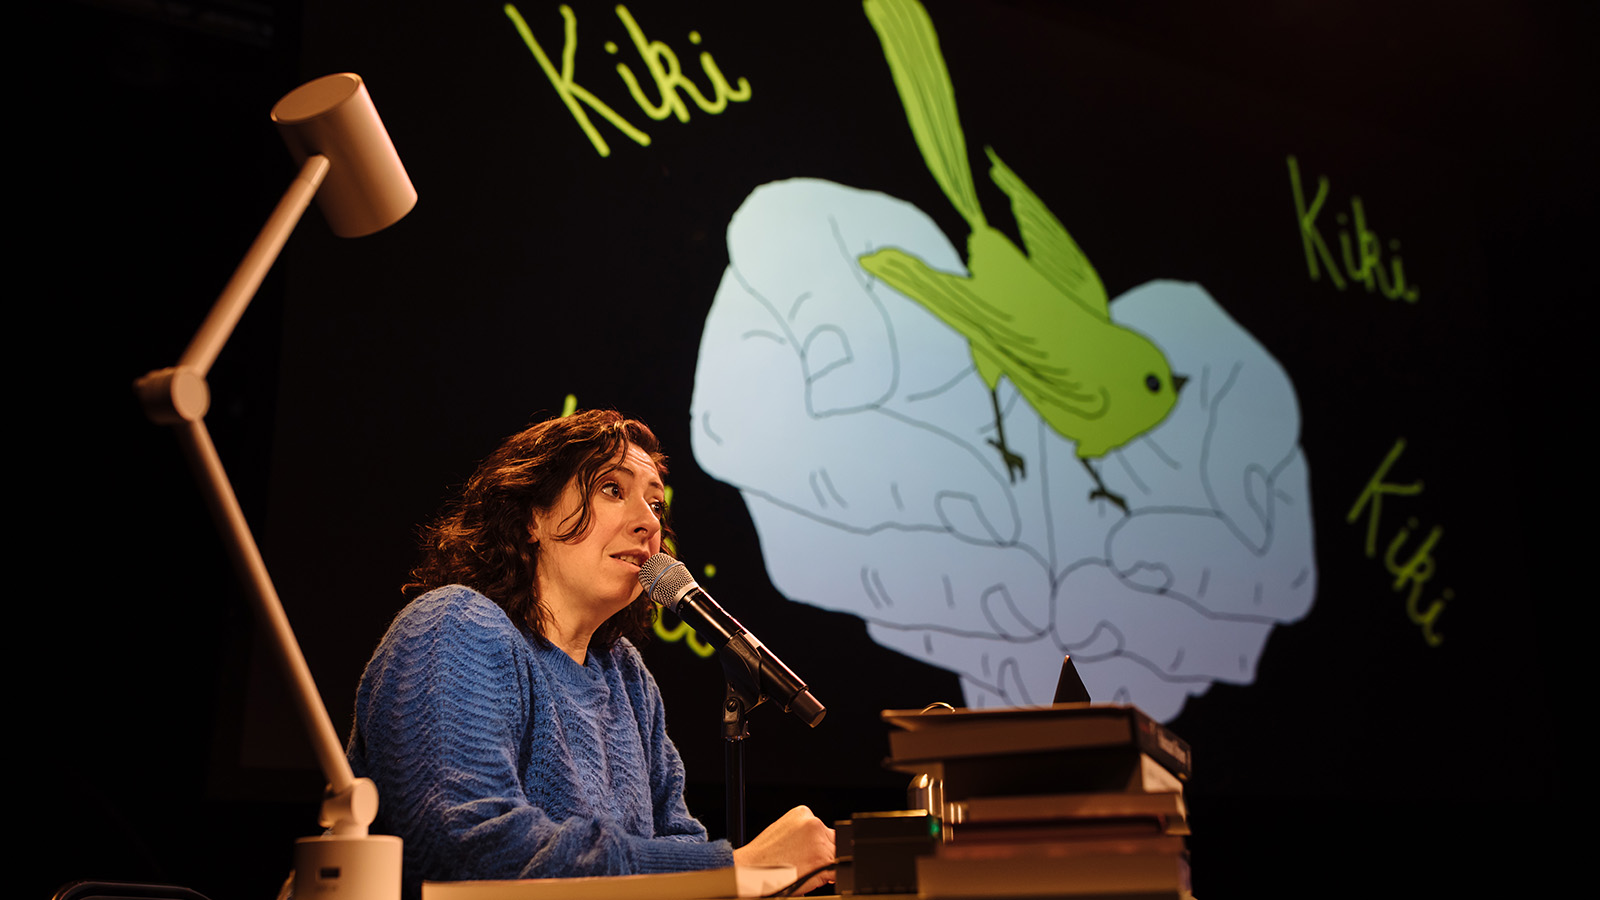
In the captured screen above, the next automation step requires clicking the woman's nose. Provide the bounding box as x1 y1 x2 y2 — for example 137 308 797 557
631 495 661 535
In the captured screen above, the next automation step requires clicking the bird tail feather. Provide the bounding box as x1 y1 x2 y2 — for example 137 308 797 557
864 0 985 232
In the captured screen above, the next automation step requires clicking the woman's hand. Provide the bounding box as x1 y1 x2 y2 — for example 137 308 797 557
733 805 837 894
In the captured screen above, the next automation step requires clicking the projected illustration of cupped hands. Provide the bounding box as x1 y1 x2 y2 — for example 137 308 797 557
693 180 1314 720
688 0 1316 721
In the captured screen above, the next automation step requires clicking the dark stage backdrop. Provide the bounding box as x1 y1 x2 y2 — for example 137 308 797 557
46 1 1586 898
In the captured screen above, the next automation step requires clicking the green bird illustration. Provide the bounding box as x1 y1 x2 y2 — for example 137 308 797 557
859 0 1185 513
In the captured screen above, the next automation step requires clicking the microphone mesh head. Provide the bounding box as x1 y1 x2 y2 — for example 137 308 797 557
638 553 695 613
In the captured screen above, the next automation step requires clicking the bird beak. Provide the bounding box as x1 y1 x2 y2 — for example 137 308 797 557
1173 374 1189 393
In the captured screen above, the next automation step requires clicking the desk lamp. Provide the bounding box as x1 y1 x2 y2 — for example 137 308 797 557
135 72 416 900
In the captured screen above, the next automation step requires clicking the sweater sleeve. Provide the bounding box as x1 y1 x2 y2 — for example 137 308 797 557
348 588 732 895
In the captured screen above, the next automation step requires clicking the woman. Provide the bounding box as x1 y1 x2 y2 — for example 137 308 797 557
348 410 834 897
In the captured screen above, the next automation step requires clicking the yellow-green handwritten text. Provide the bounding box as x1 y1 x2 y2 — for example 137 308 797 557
1289 155 1420 303
1347 438 1449 646
505 3 751 157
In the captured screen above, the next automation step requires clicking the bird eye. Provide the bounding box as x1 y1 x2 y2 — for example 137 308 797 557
1144 374 1161 393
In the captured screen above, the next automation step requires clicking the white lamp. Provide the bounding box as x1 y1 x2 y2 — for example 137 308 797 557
135 73 415 900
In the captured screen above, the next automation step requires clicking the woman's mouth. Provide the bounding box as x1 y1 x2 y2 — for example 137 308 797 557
610 551 648 569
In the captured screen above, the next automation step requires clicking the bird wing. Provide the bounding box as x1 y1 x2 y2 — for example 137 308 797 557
985 146 1110 321
865 0 986 232
862 246 1020 390
859 246 1104 426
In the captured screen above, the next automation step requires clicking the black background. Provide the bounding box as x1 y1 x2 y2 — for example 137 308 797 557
38 1 1588 897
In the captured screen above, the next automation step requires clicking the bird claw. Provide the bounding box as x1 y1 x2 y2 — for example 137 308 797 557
985 438 1026 483
1088 487 1130 516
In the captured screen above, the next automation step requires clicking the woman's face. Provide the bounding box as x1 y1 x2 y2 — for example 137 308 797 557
530 442 666 630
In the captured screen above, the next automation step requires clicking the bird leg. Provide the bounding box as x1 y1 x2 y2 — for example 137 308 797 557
986 387 1027 482
1080 457 1130 516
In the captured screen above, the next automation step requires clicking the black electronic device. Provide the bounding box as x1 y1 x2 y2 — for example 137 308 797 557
836 810 941 896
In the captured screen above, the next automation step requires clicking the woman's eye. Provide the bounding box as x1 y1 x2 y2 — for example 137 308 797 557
649 500 666 516
600 482 621 499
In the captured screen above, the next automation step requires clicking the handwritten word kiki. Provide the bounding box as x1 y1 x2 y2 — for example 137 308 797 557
505 3 752 157
1288 155 1420 302
1347 438 1450 646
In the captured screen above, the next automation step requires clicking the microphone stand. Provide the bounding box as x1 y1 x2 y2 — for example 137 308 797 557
637 554 826 849
721 685 749 848
716 633 767 848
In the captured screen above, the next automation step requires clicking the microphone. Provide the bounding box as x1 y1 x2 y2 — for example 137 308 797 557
638 553 826 727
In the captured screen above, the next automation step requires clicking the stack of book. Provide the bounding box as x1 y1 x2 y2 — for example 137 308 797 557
882 704 1194 900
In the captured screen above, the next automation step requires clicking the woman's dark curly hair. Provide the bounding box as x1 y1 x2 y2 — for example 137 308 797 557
403 409 670 650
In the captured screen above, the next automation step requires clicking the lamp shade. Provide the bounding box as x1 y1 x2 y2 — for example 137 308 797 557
272 73 417 238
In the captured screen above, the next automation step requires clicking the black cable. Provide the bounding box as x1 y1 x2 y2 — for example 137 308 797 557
765 856 853 898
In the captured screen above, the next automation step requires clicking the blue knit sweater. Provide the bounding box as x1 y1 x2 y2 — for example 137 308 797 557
348 585 733 897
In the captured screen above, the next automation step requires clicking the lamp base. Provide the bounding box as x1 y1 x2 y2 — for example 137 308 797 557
293 833 402 900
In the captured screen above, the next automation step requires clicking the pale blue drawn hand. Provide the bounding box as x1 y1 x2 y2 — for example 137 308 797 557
692 180 1316 721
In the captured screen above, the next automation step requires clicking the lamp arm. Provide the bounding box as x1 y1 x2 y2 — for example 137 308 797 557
174 418 376 834
134 154 375 836
179 154 330 377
